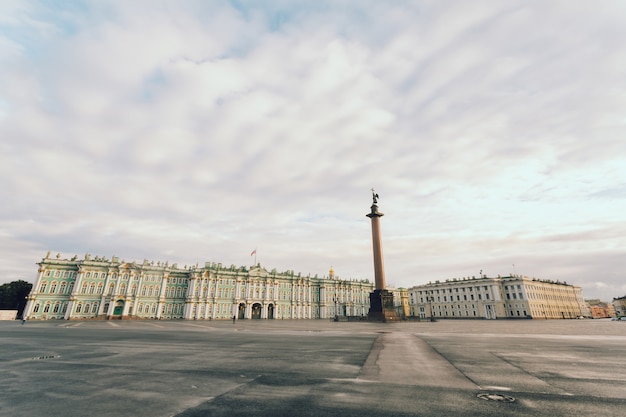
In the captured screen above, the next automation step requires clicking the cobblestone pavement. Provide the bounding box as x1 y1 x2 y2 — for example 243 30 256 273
1 319 625 416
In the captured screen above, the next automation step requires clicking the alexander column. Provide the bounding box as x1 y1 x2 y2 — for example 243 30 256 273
366 189 399 322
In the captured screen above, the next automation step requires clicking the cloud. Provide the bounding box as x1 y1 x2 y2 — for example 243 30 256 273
1 0 625 302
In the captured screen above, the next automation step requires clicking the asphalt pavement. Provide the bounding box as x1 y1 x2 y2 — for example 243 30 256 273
1 319 625 417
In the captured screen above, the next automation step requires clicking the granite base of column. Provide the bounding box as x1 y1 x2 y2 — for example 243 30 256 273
368 289 400 322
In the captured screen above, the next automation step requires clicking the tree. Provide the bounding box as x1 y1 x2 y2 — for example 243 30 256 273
0 280 33 318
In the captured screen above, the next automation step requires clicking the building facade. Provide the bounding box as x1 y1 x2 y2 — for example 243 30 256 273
586 299 616 319
24 253 373 321
613 296 626 318
408 275 589 320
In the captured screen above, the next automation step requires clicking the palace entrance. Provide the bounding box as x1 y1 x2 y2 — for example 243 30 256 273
238 303 246 319
112 300 124 318
251 303 262 319
267 303 274 319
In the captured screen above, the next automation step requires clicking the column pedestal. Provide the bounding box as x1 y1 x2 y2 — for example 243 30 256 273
368 289 400 322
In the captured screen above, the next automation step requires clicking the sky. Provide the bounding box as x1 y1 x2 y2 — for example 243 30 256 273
1 0 625 302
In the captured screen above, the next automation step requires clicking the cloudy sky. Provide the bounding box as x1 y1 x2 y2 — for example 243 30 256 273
1 1 625 301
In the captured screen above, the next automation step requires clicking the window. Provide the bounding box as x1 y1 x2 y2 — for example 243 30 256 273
39 282 47 293
89 283 96 294
50 282 57 293
33 303 40 313
81 282 88 294
76 304 82 313
53 303 60 313
43 303 51 313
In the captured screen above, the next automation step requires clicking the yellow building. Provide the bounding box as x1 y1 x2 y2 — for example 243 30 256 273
24 252 373 321
613 296 626 318
409 275 588 320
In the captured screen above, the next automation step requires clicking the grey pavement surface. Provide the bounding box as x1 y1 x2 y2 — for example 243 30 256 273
1 319 625 417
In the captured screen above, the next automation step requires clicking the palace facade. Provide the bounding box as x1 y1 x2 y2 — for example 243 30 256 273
408 275 589 320
23 253 373 320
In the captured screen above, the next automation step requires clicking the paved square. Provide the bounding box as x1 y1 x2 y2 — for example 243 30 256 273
1 319 625 416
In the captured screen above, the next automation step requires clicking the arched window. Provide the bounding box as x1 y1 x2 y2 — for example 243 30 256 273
68 282 74 293
142 286 147 296
43 303 51 313
92 303 98 313
89 283 96 294
148 286 154 297
81 282 88 294
33 303 40 313
60 282 67 294
75 304 82 313
120 283 127 295
131 285 137 295
108 283 114 295
84 303 91 313
53 303 60 313
39 282 47 293
97 283 103 294
49 282 57 293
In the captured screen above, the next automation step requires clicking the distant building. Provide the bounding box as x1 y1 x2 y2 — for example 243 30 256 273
408 275 588 320
613 296 626 318
586 299 615 319
389 287 410 318
23 253 373 321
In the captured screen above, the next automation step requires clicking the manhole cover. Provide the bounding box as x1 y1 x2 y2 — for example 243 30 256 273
477 393 515 403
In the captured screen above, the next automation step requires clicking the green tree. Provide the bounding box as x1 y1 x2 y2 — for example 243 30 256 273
0 280 33 318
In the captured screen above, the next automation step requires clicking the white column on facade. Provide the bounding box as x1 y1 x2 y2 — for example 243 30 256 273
112 272 122 296
121 299 132 317
106 301 115 317
131 273 143 316
156 275 168 319
235 278 241 297
24 265 46 318
183 301 193 319
245 279 251 299
98 271 113 316
65 267 85 320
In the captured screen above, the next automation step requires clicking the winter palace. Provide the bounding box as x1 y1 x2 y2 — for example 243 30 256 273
23 252 373 320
